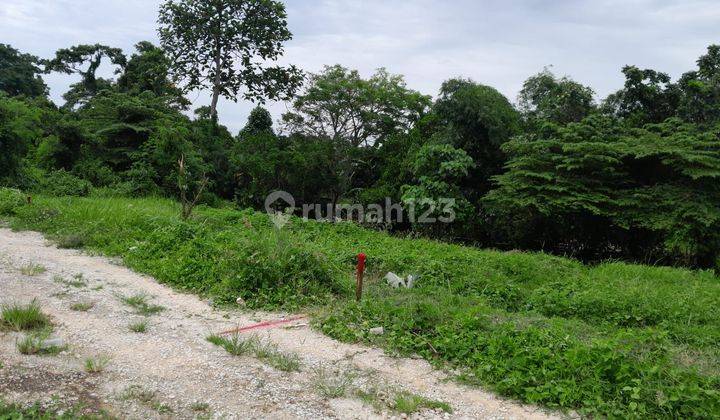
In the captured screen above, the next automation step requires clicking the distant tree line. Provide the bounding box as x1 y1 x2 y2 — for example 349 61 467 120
2 0 720 271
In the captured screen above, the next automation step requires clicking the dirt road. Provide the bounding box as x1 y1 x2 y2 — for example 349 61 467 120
0 227 557 419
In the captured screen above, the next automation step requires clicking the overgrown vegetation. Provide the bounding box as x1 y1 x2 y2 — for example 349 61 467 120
1 195 717 417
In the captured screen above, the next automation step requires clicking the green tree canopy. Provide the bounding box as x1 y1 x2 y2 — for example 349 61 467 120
45 44 127 109
518 68 595 126
433 78 520 195
282 65 431 147
601 66 680 125
158 0 303 119
0 44 47 98
485 115 720 267
240 105 274 137
117 41 189 109
677 44 720 125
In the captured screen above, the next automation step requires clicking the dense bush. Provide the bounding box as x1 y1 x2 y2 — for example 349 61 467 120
0 187 26 215
35 170 92 196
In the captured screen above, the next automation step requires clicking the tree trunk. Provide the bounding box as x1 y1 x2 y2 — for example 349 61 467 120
210 12 223 122
210 86 221 122
210 52 222 121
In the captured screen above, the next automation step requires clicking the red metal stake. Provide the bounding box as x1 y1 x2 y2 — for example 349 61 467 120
356 253 366 302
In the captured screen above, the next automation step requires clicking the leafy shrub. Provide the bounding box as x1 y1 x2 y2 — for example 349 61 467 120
221 231 348 308
0 187 26 215
36 170 91 196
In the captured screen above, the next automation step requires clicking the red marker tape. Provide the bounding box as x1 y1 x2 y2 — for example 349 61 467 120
218 315 307 335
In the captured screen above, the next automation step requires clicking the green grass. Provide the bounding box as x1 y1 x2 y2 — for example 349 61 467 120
206 334 301 372
16 330 64 355
20 263 46 276
0 399 100 419
189 401 210 412
313 368 357 399
54 274 87 288
84 356 110 373
2 194 719 418
70 302 94 312
1 299 51 331
392 392 452 414
128 320 148 333
120 385 172 414
118 293 164 316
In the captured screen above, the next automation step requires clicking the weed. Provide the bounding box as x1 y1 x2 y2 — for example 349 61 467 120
392 392 452 414
121 385 156 404
128 320 148 333
206 334 252 356
16 330 64 355
313 368 356 399
70 302 94 312
1 300 50 331
249 336 301 372
53 274 86 288
118 293 164 316
153 402 173 414
84 356 110 373
190 402 210 412
0 399 86 418
121 385 171 413
20 263 46 276
206 334 301 372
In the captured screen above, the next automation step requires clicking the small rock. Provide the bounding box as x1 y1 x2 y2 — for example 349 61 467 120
41 338 65 348
369 326 384 335
235 297 246 306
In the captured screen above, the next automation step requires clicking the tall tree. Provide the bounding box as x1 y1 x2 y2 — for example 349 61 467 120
601 65 680 125
45 44 127 109
677 44 720 125
282 65 431 147
157 0 303 119
0 44 47 98
518 68 595 126
117 41 189 109
433 78 520 196
282 65 431 211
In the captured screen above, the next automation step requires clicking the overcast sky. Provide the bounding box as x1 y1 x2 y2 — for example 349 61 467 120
2 0 718 133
